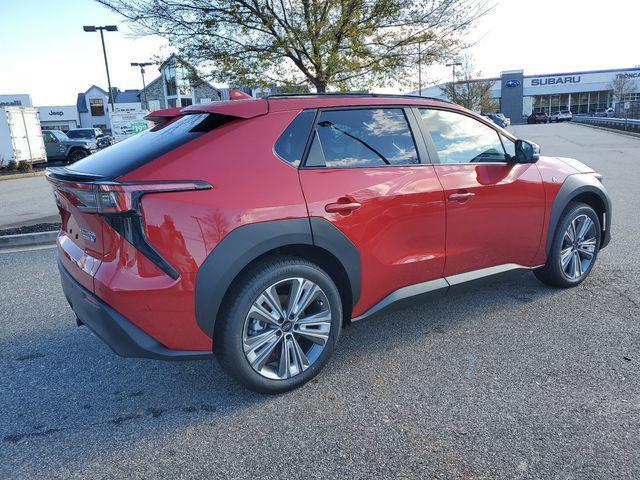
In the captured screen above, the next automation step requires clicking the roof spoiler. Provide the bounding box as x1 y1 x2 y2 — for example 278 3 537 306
145 91 268 124
145 107 183 124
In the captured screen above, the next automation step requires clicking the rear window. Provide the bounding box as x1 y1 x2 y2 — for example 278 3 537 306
67 130 94 139
67 113 231 179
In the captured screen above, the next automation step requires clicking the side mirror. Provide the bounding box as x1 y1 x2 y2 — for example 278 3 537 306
515 139 540 163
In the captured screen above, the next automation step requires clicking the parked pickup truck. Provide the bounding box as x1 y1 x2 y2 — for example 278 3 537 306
67 128 113 149
42 129 98 162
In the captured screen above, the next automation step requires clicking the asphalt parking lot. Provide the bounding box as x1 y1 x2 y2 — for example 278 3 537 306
1 123 638 479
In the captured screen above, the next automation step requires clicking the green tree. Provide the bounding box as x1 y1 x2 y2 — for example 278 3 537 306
98 0 492 92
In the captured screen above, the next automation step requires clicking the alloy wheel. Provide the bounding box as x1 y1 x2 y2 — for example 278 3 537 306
560 214 597 280
242 277 332 380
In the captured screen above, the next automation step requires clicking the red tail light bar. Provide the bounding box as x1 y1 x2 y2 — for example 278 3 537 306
47 176 211 214
46 170 212 279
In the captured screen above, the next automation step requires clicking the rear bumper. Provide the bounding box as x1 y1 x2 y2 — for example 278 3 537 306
57 257 212 361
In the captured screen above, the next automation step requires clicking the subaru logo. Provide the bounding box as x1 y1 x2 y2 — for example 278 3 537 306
505 79 520 88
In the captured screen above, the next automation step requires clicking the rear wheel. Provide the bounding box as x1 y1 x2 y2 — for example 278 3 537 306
534 202 600 288
215 256 342 393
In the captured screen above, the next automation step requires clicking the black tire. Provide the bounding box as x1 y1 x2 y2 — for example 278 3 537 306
215 256 343 393
68 149 88 163
534 202 601 288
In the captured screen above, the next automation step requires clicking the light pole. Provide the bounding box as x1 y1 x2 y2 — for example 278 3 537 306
131 62 154 109
83 25 118 112
417 41 422 96
446 61 462 102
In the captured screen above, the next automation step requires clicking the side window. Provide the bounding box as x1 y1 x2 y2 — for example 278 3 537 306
419 108 508 163
307 108 419 168
274 110 316 167
43 132 52 143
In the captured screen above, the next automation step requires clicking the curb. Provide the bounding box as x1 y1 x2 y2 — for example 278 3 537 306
0 231 58 249
0 170 46 182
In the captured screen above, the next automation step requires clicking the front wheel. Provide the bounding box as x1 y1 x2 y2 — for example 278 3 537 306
68 149 88 163
215 256 343 393
534 202 601 288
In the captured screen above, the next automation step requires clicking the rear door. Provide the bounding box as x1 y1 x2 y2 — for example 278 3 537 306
415 107 545 277
298 107 446 318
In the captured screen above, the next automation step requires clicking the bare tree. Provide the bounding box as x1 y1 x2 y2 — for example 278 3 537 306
609 74 636 103
439 56 497 112
97 0 493 92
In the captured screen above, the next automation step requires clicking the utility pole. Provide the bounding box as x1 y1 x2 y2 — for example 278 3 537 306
84 25 118 112
131 62 154 109
418 41 422 96
446 62 462 102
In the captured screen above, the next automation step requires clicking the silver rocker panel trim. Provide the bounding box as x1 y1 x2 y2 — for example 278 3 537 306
351 263 541 322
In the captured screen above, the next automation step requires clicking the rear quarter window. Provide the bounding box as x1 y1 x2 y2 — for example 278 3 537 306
274 110 316 167
67 113 231 179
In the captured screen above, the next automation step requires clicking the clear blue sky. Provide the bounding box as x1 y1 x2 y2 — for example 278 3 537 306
0 0 169 105
1 0 638 105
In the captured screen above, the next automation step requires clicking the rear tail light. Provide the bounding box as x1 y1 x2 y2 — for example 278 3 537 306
46 171 212 279
49 179 211 214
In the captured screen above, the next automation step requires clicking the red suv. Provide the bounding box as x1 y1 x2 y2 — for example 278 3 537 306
48 93 611 393
527 111 550 124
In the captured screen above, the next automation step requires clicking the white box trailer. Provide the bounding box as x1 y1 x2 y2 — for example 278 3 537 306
0 106 47 167
111 111 152 143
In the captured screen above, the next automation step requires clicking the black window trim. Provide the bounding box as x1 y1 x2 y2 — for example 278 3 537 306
299 105 433 170
414 106 517 166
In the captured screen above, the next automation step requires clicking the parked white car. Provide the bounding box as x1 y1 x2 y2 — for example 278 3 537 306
550 110 572 122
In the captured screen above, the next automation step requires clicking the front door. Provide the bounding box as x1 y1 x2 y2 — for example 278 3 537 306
43 131 59 159
298 107 446 318
415 107 546 277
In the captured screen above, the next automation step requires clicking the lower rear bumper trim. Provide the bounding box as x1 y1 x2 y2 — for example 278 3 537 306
57 257 212 361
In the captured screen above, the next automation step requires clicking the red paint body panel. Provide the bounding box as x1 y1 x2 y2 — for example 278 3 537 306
90 109 307 350
299 166 446 317
529 156 583 265
50 94 594 355
434 163 546 275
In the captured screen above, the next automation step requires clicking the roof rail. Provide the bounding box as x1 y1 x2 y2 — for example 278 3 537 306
264 92 452 103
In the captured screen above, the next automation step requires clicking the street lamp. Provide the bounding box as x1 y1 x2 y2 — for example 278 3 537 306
131 62 154 109
417 41 422 96
83 25 118 112
446 61 462 102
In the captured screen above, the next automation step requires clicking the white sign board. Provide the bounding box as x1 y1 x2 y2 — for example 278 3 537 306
114 102 142 113
36 105 78 122
111 111 151 142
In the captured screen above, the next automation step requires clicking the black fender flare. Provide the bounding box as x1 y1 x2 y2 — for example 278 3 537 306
194 217 361 337
546 173 612 254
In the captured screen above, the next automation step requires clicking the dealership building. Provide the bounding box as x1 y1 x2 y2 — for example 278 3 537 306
413 66 640 124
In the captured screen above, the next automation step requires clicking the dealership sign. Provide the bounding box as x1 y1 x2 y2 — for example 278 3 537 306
0 94 33 108
36 105 78 121
505 79 520 88
616 72 640 79
531 76 581 86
